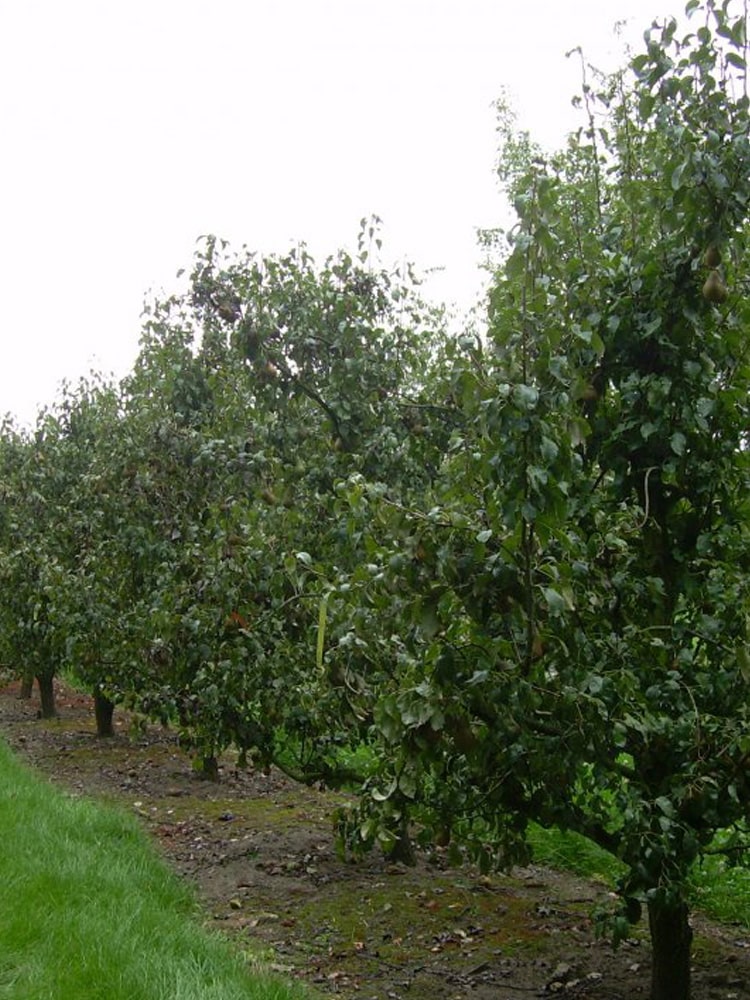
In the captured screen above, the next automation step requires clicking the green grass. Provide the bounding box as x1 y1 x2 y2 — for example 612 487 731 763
0 739 310 1000
58 666 89 692
528 824 625 884
529 823 750 929
687 851 750 927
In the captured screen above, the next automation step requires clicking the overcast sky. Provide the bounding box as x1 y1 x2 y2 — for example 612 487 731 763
1 0 669 427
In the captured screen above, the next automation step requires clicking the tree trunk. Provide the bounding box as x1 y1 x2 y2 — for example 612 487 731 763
94 691 115 737
19 671 33 700
195 755 220 781
648 896 692 1000
36 674 57 719
385 826 416 866
383 804 416 866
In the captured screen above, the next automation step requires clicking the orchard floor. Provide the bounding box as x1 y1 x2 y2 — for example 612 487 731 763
0 677 749 1000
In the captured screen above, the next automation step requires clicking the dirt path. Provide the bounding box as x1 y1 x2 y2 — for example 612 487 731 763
1 676 749 1000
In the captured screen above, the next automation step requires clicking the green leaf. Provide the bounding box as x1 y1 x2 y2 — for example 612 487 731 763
543 587 567 612
736 643 750 683
670 431 687 456
638 93 655 118
725 51 746 69
586 674 605 695
540 437 559 462
420 601 440 639
670 160 689 190
371 779 397 802
513 384 539 410
655 796 676 818
398 770 417 799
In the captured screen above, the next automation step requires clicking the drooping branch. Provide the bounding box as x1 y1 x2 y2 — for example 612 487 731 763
291 376 345 441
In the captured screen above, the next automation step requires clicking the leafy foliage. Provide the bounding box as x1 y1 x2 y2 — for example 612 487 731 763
331 4 750 996
0 5 748 995
0 222 449 775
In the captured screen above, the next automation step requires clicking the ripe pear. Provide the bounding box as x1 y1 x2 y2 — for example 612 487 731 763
703 244 722 268
702 268 728 304
581 383 600 402
218 302 239 323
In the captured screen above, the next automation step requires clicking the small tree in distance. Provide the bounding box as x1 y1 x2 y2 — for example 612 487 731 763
338 3 750 998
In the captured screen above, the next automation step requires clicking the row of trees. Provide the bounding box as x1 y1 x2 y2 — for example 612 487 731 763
1 3 749 996
0 227 449 771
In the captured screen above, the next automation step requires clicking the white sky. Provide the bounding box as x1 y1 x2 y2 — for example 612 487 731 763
1 0 668 427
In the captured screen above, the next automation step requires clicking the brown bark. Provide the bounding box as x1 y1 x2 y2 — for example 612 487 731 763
385 827 416 866
19 672 33 700
383 805 416 866
648 897 692 1000
36 674 57 719
94 691 115 737
196 755 220 781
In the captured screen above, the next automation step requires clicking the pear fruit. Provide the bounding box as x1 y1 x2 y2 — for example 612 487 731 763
703 244 722 268
702 269 728 304
581 383 600 402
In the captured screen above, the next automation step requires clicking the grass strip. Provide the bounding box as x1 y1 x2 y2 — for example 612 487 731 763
529 824 750 928
0 738 309 1000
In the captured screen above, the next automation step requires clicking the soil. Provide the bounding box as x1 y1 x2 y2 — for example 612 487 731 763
1 676 749 1000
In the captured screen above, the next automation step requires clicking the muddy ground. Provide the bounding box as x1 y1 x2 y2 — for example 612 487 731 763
1 676 749 1000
